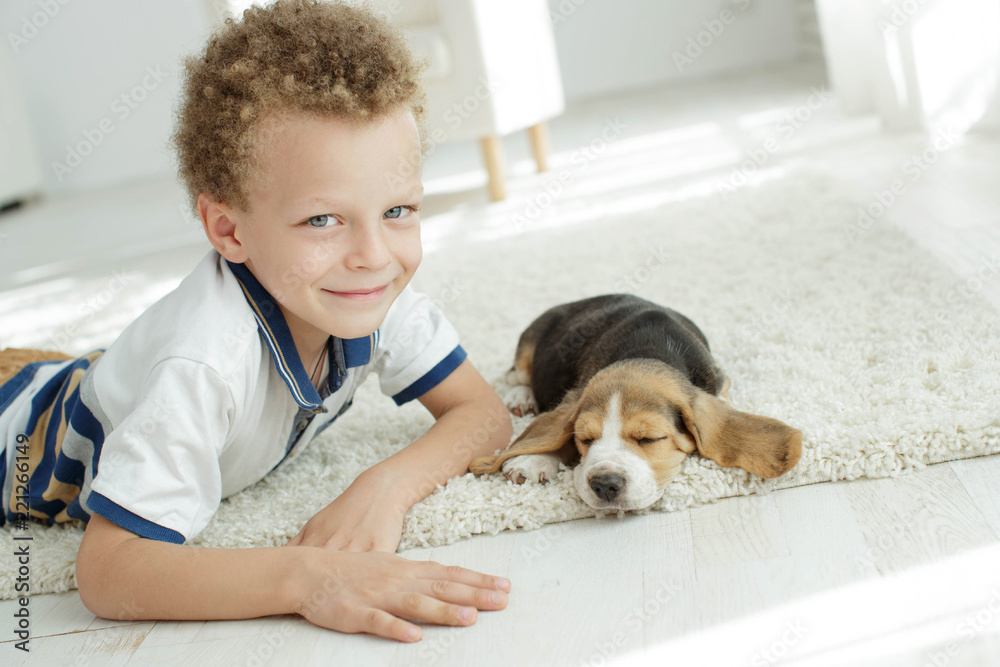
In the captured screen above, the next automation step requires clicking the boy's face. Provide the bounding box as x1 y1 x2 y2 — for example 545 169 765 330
229 108 424 347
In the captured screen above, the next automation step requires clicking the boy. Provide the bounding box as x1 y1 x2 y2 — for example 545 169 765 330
0 0 513 643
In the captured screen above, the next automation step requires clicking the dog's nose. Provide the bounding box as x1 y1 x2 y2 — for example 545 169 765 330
590 474 626 502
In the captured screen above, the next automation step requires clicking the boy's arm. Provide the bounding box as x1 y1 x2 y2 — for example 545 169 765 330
287 359 513 552
76 512 509 642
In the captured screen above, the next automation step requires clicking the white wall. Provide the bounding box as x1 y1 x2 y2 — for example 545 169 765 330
0 0 805 200
0 42 43 205
545 0 802 103
794 0 824 62
0 0 216 197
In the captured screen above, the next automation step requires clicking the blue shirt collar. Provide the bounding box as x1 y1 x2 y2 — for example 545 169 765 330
226 260 378 411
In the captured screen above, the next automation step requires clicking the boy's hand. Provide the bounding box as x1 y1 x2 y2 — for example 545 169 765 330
77 514 509 644
286 361 512 553
295 548 510 642
286 468 407 552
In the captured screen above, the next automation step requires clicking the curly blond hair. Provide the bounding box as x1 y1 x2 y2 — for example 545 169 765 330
172 0 426 212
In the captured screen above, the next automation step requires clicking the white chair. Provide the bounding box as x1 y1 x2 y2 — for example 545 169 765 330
371 0 566 200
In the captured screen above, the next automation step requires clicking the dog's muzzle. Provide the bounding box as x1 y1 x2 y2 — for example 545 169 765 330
589 473 626 502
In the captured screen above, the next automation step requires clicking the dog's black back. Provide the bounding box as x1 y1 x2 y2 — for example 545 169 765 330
521 294 724 412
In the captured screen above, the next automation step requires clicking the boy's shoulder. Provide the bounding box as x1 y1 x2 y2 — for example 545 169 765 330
375 284 456 361
371 284 467 405
96 251 262 384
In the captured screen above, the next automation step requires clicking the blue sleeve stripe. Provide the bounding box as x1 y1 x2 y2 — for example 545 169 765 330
87 491 186 544
392 345 468 405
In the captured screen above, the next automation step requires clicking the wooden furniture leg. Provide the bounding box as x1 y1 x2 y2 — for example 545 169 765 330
480 134 507 202
528 122 550 173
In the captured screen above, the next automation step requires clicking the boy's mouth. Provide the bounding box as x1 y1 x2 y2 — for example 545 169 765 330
322 285 388 301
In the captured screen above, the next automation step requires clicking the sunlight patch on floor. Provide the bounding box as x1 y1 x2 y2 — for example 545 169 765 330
611 542 1000 667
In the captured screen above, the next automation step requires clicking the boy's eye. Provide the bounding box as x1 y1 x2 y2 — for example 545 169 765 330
306 214 337 228
385 205 417 219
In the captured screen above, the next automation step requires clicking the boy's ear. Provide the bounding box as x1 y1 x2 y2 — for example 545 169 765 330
197 192 249 263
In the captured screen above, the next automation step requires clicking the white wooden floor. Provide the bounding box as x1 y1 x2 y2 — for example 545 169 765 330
3 59 1000 665
3 459 1000 665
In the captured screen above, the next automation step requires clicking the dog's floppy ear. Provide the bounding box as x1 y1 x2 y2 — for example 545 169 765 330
678 388 802 479
470 389 582 474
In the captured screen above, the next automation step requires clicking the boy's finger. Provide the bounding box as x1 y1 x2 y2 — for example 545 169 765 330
420 579 508 610
387 592 478 629
418 562 512 593
356 607 423 643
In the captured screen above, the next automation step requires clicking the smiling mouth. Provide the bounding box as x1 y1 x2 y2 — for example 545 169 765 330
322 285 388 301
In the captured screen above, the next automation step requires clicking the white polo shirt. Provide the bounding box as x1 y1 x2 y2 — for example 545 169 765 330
0 250 466 543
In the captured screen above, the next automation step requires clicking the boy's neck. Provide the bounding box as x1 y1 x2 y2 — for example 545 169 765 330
308 339 329 389
277 303 332 382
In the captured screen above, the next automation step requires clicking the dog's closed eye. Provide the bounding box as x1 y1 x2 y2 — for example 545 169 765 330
574 419 600 448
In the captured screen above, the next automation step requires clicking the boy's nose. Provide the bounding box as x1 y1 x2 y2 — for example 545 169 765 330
347 225 392 271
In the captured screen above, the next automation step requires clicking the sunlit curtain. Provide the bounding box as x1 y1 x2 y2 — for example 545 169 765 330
814 0 1000 133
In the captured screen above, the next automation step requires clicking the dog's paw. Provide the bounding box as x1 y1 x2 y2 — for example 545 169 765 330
501 453 560 484
503 385 538 417
505 367 531 387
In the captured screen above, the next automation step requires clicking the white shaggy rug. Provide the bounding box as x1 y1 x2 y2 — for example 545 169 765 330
3 167 1000 599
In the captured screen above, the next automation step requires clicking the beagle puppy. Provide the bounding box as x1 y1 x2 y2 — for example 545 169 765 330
469 294 802 511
